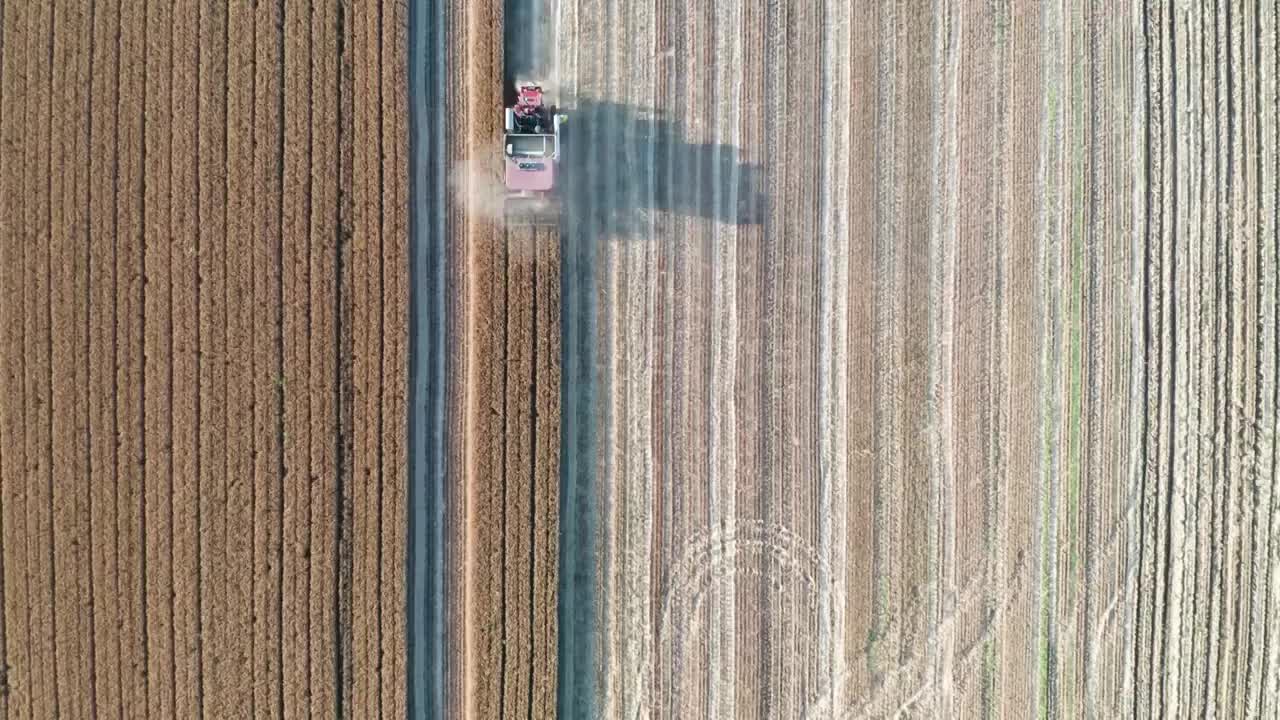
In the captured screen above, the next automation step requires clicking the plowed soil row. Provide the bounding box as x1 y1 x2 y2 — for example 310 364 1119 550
0 3 406 717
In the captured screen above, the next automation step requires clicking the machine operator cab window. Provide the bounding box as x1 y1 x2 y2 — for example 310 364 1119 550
505 134 553 159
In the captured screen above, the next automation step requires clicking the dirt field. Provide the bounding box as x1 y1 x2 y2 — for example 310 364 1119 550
430 0 1280 718
0 2 406 717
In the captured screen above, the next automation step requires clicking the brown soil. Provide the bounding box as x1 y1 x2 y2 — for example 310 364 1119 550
0 2 407 717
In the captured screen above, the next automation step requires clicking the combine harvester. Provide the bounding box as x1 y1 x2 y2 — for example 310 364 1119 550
503 83 565 224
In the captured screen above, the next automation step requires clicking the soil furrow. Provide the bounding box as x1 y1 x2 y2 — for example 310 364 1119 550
113 0 149 713
169 1 201 716
282 1 314 715
308 1 342 716
196 2 229 716
0 4 31 714
221 1 257 714
21 3 57 715
50 1 95 715
87 0 124 714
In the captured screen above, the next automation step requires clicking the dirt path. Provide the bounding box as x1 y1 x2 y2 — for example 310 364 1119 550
0 3 407 716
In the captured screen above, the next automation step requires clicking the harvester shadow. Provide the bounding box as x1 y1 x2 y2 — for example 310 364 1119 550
555 100 765 717
557 99 765 238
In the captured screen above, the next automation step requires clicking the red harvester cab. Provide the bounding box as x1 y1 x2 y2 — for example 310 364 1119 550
503 83 565 223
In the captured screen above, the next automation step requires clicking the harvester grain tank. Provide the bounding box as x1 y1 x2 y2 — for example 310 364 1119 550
503 83 565 223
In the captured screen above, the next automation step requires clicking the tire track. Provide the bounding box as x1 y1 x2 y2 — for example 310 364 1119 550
21 3 56 715
88 0 124 713
196 4 228 717
114 0 149 713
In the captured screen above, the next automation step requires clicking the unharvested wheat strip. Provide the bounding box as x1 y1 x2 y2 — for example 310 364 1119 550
841 0 880 707
531 226 562 718
502 227 536 720
141 0 176 713
169 2 201 715
252 1 288 712
221 0 256 714
197 1 229 715
815 0 851 712
440 0 469 714
0 4 32 715
87 0 124 713
351 1 384 715
463 0 507 712
380 2 410 712
114 0 149 712
281 0 313 715
20 3 57 715
308 1 341 715
49 2 95 715
440 0 470 712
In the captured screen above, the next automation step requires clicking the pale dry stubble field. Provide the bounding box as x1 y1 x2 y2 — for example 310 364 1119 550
423 0 1280 718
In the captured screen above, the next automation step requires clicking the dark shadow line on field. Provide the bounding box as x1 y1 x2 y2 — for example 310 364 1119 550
557 99 766 238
